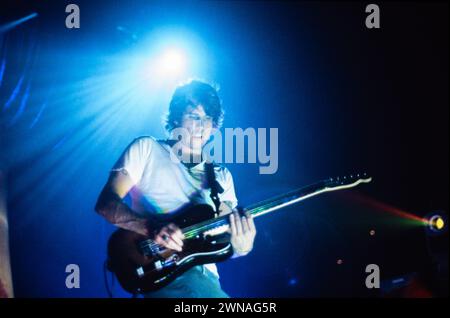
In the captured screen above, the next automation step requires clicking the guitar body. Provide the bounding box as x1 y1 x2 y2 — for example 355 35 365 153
107 204 233 294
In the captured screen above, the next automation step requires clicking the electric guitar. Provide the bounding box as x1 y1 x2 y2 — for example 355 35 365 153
107 173 372 294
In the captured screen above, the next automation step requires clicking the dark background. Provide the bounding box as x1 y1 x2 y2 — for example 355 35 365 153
0 1 448 297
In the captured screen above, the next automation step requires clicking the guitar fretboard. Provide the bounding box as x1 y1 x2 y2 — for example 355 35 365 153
181 175 371 239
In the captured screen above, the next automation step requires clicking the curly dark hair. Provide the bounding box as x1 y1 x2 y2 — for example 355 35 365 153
165 80 224 132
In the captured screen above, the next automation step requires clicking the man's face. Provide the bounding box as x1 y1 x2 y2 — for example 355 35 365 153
180 105 214 151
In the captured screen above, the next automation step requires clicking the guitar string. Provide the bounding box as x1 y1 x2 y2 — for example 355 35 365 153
144 187 319 244
183 178 367 239
141 178 367 246
180 187 318 238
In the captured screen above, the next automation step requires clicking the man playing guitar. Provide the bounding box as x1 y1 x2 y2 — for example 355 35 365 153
95 80 256 297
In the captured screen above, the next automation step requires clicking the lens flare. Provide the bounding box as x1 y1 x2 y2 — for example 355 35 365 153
343 192 428 226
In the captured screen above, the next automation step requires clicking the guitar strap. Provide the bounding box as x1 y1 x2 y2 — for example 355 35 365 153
205 161 224 214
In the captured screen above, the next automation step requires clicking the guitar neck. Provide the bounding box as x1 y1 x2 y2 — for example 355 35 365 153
181 175 371 240
245 177 371 217
244 181 327 218
181 181 325 239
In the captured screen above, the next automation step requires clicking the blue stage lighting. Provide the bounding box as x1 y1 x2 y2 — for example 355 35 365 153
0 12 38 33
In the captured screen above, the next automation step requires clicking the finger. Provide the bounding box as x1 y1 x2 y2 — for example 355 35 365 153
167 223 184 238
178 228 185 240
154 234 169 248
234 212 243 236
170 234 184 248
167 239 183 252
163 234 183 251
155 229 170 244
247 214 256 235
229 213 237 235
156 230 182 251
241 216 250 234
168 224 185 243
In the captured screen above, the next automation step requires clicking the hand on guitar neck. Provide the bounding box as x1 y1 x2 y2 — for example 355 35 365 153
229 211 256 256
215 202 256 256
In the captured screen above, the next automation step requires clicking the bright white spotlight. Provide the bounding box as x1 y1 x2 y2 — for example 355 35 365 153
159 49 186 75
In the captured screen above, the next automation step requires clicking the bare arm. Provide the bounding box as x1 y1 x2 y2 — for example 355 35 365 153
94 169 152 236
95 169 184 251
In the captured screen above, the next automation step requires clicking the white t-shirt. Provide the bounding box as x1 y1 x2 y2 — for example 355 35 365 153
111 136 238 276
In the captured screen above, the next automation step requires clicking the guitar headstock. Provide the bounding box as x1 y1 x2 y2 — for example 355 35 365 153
324 173 372 190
